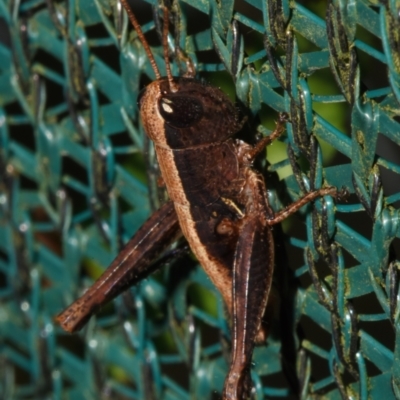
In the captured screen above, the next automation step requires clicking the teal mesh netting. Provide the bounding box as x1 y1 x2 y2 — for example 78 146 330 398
1 0 400 399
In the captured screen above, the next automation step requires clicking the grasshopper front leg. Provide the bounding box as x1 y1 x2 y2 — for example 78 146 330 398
56 201 181 333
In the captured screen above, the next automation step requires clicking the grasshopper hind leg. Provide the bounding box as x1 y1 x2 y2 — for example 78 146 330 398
223 216 274 400
56 201 181 333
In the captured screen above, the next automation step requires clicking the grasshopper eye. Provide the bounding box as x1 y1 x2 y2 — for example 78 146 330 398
158 95 203 128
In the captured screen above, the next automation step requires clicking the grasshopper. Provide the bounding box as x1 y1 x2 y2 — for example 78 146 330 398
57 1 343 398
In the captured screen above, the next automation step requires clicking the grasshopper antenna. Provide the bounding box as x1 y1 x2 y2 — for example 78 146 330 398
120 0 177 92
120 0 161 80
161 6 178 92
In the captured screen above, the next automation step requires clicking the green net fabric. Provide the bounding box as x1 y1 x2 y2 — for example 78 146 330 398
1 0 399 398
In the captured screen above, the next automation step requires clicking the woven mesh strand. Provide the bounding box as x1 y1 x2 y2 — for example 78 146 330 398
1 0 400 398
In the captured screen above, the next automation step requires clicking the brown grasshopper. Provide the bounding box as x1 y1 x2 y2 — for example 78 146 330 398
56 1 343 398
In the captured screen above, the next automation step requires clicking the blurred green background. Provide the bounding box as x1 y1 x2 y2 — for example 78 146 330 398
1 0 400 399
